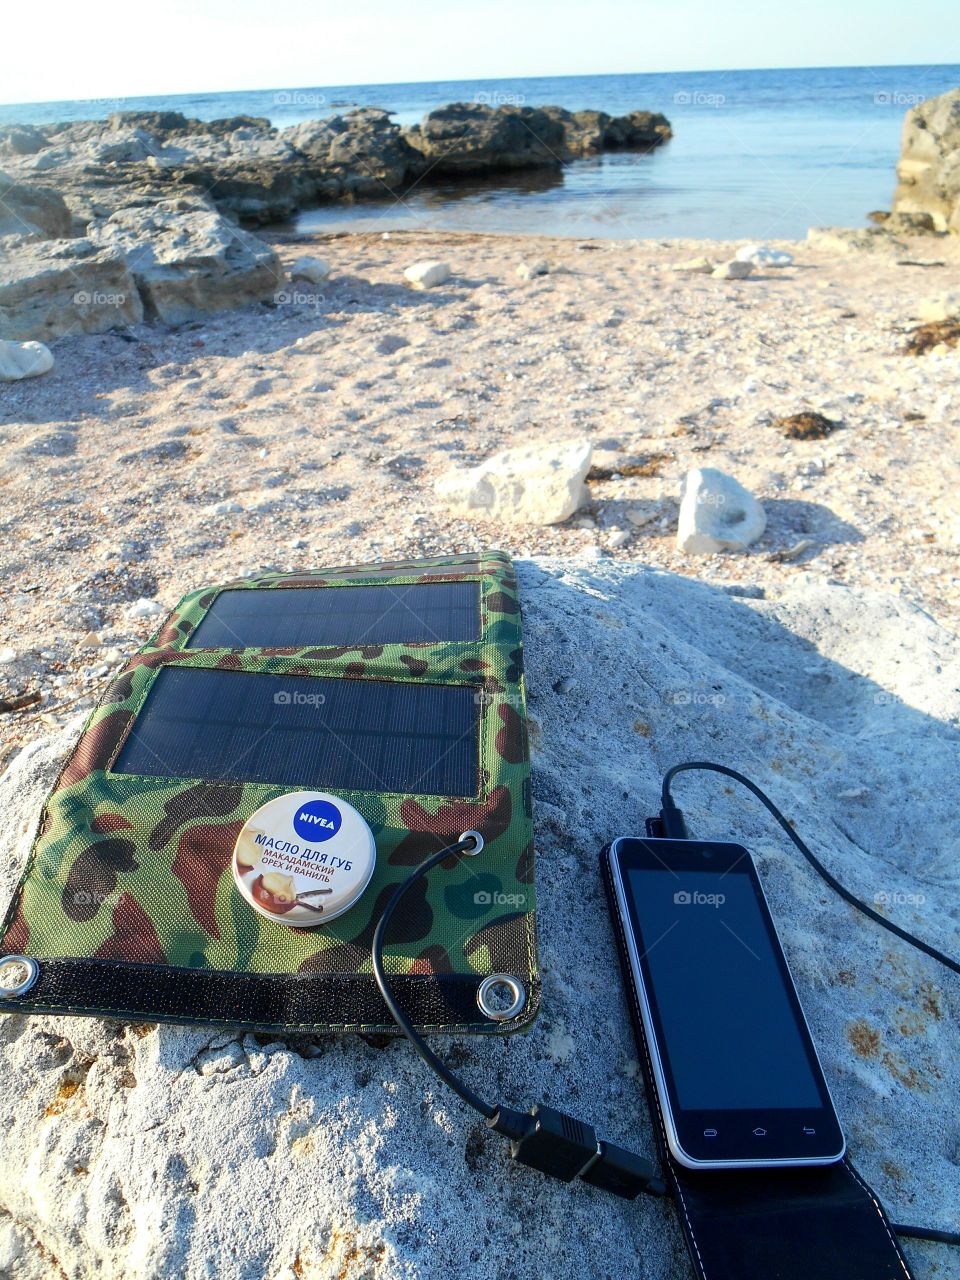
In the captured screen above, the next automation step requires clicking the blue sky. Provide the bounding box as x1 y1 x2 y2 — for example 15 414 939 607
4 0 958 104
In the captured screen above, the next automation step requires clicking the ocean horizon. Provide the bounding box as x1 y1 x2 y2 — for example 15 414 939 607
3 64 959 238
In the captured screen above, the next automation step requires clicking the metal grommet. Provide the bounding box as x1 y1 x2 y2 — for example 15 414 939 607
459 830 484 856
0 956 39 999
477 974 526 1022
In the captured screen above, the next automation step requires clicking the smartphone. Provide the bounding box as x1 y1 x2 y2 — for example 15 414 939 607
605 836 845 1170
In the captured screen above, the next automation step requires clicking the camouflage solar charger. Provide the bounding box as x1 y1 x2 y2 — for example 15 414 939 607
0 551 538 1035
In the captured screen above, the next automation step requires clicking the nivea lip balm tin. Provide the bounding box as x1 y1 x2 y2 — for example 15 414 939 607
232 791 376 927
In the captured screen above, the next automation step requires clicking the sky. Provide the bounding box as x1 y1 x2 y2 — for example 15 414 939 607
3 0 959 105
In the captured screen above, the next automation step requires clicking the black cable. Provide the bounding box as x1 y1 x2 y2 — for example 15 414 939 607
661 761 960 977
660 760 960 1247
371 831 668 1199
371 833 497 1120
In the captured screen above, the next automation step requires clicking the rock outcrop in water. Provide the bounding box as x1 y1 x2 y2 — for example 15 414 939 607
0 102 671 334
892 87 960 233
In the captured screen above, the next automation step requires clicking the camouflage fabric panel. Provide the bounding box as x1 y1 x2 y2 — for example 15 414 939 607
0 551 537 1033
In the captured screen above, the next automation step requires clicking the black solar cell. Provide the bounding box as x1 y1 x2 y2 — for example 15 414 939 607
112 667 479 796
186 582 480 649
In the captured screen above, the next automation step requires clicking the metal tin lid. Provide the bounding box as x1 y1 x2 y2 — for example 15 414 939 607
232 791 376 928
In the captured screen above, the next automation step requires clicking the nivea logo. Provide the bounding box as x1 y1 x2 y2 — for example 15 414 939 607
293 799 342 842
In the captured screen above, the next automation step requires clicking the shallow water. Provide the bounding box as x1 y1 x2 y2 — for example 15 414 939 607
3 65 958 239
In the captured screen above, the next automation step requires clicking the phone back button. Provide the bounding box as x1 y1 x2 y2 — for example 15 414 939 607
752 1127 767 1137
703 1128 719 1138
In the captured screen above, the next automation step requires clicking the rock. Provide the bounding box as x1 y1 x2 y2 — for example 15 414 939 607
879 211 938 235
774 412 840 440
734 243 794 267
517 259 549 280
125 598 164 619
88 198 283 324
375 334 410 355
676 467 766 553
806 226 905 254
670 256 713 273
538 107 672 157
711 259 753 279
403 103 566 175
1 564 959 1278
0 237 142 342
404 260 450 290
75 631 101 650
435 439 592 525
291 256 330 284
917 291 960 323
0 175 71 239
893 88 960 233
0 124 47 157
607 529 632 548
0 646 16 663
0 339 53 381
208 500 243 514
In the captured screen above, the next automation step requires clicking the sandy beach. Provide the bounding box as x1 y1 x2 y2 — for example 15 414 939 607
1 225 958 764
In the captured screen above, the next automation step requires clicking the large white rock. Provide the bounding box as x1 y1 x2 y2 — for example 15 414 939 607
435 438 592 524
404 259 450 289
677 466 766 553
0 339 53 381
0 563 958 1279
917 291 960 323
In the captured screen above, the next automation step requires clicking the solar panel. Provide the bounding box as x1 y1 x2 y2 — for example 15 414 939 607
113 667 479 796
186 582 480 649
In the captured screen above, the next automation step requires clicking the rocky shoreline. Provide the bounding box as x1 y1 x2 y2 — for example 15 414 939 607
0 101 671 342
1 102 672 227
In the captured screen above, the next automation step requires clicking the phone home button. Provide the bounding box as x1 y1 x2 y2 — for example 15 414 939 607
752 1127 767 1137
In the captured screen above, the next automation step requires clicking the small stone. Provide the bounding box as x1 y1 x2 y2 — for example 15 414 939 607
917 292 960 323
517 260 549 280
75 631 101 650
771 539 816 563
435 438 592 526
625 505 659 528
676 467 766 554
125 598 164 619
291 256 330 284
712 259 754 280
376 334 410 356
0 340 54 381
288 537 308 549
734 243 794 267
608 529 632 548
404 260 450 289
209 500 243 514
670 256 713 274
0 647 16 664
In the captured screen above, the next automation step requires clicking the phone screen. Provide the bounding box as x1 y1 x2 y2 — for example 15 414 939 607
625 869 822 1110
612 838 845 1167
